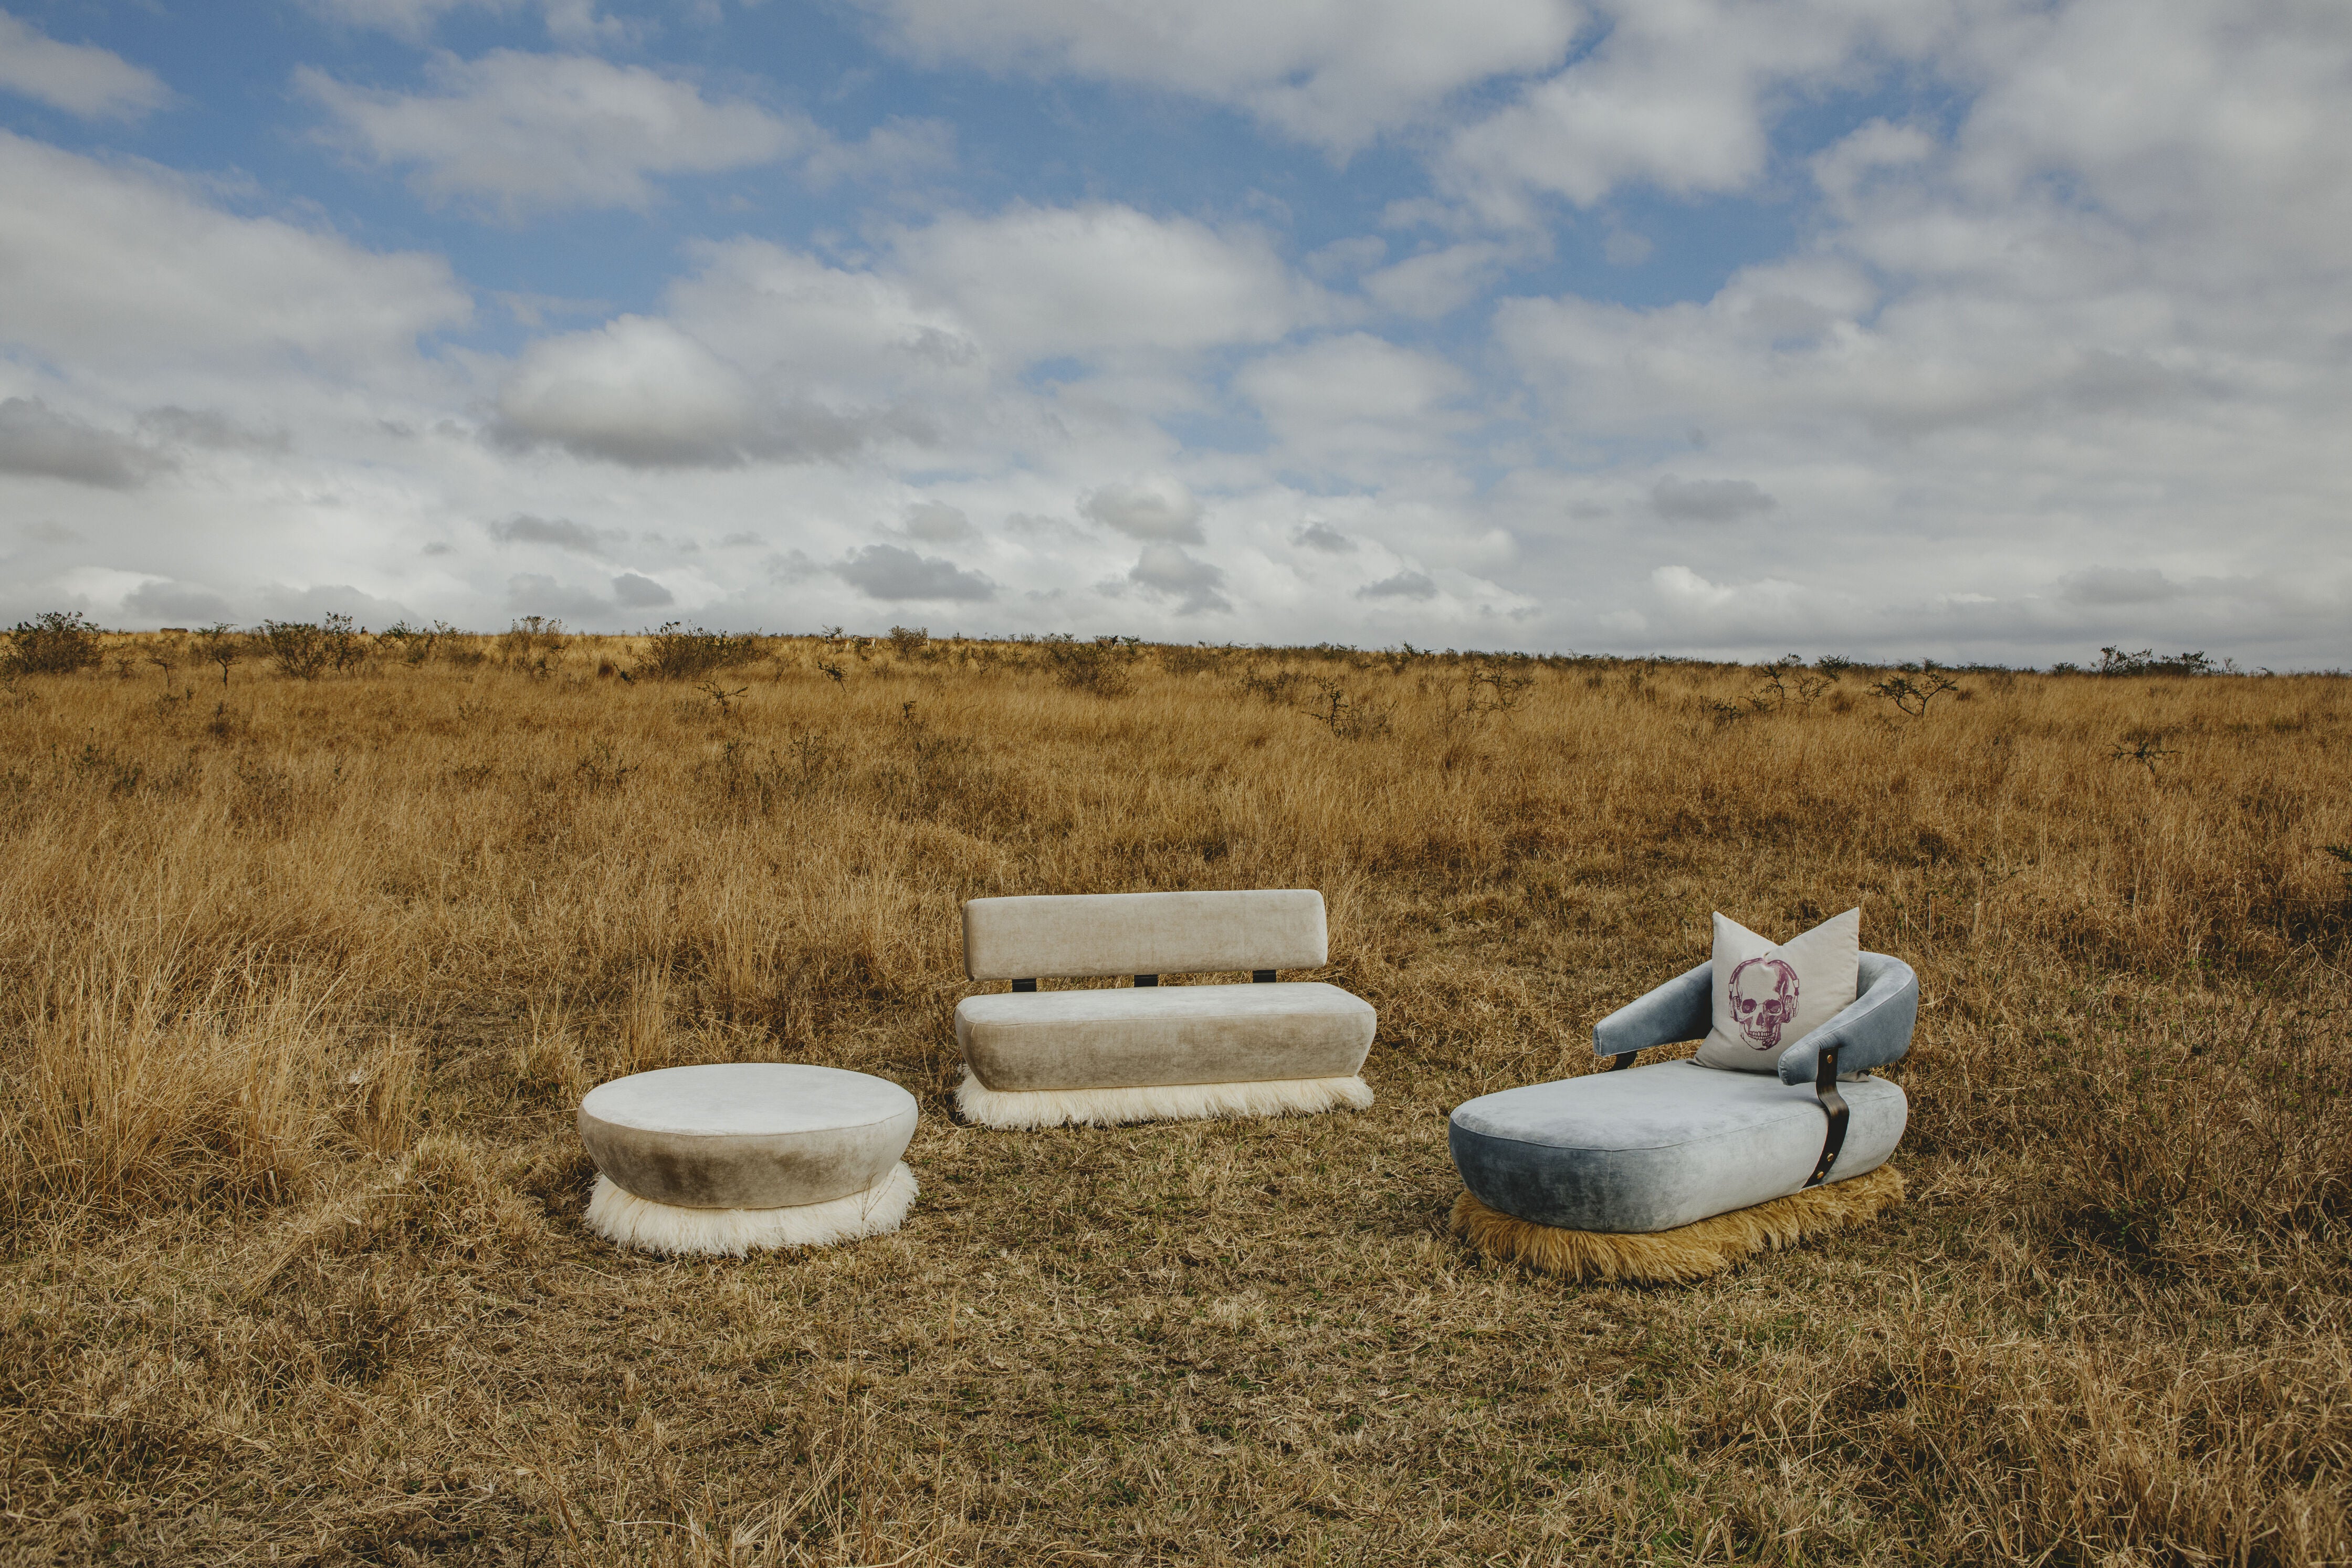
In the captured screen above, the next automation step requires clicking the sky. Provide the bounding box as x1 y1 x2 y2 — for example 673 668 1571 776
0 1 2347 665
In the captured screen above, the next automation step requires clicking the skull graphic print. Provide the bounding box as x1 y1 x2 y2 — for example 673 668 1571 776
1727 956 1801 1050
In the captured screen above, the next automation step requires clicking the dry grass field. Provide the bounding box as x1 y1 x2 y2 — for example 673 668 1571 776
3 623 2349 1566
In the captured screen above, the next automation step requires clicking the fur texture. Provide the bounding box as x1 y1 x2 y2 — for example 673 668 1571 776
1450 1163 1903 1284
584 1161 917 1257
954 1070 1372 1129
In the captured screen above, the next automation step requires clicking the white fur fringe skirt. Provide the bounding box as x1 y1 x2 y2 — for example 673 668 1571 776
954 1070 1373 1130
583 1161 918 1257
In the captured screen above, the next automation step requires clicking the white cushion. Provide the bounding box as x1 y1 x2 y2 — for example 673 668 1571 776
955 981 1374 1091
1695 908 1861 1072
578 1064 917 1209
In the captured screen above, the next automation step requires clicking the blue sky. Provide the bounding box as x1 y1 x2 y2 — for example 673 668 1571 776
2 1 2347 664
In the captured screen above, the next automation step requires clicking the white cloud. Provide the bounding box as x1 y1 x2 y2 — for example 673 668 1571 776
1079 476 1204 543
485 211 1296 476
661 239 982 403
1361 240 1520 319
1357 570 1437 601
299 51 802 216
301 0 623 46
487 513 622 553
1237 334 1471 468
2061 566 2182 605
122 578 236 624
1652 475 1775 522
492 316 769 466
848 0 1581 153
837 543 997 601
0 130 470 377
303 0 512 39
612 570 673 607
490 314 909 467
504 571 619 624
0 398 161 488
0 12 170 121
1126 543 1228 614
1438 0 1961 219
901 501 976 541
890 204 1325 360
800 115 957 191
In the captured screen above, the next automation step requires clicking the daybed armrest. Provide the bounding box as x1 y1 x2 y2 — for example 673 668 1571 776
1591 959 1712 1062
1776 951 1918 1086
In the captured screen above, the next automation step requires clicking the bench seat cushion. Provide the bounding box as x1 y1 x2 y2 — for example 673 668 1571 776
1449 1059 1906 1234
955 982 1375 1091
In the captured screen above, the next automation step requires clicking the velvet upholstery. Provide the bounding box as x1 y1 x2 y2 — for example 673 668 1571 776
579 1064 918 1210
1592 958 1712 1059
955 981 1374 1091
1589 950 1918 1083
1448 1061 1907 1233
1772 951 1919 1085
962 890 1328 981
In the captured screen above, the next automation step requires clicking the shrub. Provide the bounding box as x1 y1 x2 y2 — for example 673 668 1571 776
2099 646 2219 677
380 619 453 665
258 614 360 680
634 623 760 682
499 616 566 665
4 611 104 676
1039 633 1134 697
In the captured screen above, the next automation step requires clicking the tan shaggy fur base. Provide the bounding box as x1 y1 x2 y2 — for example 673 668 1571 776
1450 1163 1904 1284
583 1162 917 1257
954 1070 1373 1130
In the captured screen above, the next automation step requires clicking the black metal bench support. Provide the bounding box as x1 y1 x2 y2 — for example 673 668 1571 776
1805 1046 1849 1187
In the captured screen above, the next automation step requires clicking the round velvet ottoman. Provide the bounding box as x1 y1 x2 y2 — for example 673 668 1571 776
578 1064 918 1257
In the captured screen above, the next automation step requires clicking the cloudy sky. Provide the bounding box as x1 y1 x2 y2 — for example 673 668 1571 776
1 1 2346 664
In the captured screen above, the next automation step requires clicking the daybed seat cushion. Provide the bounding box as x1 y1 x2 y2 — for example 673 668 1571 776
955 981 1375 1091
1448 1060 1907 1234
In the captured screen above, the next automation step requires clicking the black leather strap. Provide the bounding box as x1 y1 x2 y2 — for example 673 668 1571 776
1251 970 1277 984
1605 1050 1640 1071
1011 978 1037 993
1806 1046 1849 1187
1134 974 1159 987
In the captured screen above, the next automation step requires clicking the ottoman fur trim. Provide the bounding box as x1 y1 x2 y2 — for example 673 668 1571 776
1450 1163 1903 1285
954 1069 1372 1130
584 1161 917 1257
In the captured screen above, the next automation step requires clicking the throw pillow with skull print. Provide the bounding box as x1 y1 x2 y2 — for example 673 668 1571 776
1695 907 1862 1073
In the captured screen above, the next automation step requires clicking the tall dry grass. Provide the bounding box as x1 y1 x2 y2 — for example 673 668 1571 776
1 630 2348 1564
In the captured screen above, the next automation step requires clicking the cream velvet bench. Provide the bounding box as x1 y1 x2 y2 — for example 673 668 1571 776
952 890 1377 1129
579 1063 918 1256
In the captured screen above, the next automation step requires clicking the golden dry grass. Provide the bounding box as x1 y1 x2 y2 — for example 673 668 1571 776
3 629 2350 1565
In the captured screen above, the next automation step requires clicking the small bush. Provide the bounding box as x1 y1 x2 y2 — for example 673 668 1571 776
381 618 461 665
2099 646 2220 677
258 615 360 680
635 623 760 682
1040 633 1134 697
5 611 104 676
499 616 566 665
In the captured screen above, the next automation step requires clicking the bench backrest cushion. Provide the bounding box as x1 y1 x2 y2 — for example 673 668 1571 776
962 890 1329 981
